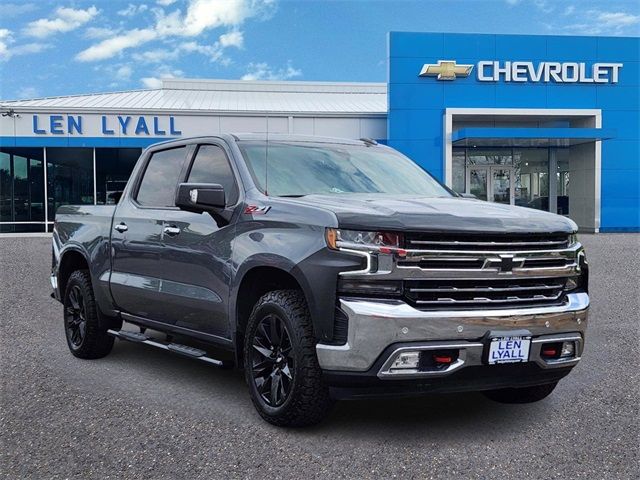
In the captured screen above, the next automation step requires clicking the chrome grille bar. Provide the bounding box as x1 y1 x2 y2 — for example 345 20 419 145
407 283 565 293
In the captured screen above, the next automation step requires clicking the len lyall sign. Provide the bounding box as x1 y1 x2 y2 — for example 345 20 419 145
29 114 182 136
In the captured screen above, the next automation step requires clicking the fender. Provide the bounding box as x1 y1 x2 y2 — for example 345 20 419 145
230 248 363 344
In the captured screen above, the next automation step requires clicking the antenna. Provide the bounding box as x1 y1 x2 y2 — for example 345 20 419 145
265 115 269 196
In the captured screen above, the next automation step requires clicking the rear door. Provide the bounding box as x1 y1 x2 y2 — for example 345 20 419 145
110 146 189 322
159 142 241 339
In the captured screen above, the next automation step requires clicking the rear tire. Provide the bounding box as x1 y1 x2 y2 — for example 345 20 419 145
63 270 114 359
483 382 558 404
244 290 333 427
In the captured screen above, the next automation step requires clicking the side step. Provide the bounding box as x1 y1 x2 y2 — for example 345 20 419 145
108 329 224 366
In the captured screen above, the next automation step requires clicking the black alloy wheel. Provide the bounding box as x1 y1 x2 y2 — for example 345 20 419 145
62 269 116 359
65 284 87 349
251 313 295 407
244 290 333 427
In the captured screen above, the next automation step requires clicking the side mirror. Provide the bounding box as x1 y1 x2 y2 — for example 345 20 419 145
176 183 225 213
459 192 477 199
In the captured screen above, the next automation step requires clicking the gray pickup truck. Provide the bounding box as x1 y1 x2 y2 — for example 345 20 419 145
51 134 589 426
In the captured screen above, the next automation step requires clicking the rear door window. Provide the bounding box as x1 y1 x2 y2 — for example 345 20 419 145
136 147 187 207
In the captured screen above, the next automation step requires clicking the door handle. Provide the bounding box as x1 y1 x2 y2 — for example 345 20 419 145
114 222 128 233
163 225 181 236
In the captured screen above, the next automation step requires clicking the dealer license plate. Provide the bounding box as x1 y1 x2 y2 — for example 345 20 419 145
488 336 531 365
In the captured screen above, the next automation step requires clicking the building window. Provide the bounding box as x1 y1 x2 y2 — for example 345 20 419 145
0 148 45 233
46 148 94 222
513 148 550 211
96 148 142 204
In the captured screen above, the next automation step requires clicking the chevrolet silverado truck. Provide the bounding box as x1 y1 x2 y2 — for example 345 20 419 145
51 134 589 426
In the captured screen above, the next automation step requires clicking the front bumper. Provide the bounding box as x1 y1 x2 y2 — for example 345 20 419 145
316 292 589 376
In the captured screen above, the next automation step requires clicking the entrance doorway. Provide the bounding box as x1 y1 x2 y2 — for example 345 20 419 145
466 166 514 205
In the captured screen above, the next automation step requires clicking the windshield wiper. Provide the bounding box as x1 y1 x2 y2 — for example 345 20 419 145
277 194 307 198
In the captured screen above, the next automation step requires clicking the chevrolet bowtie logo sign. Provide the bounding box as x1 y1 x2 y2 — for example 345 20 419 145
419 60 474 80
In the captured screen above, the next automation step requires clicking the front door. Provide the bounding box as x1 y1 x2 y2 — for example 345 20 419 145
466 166 514 205
159 143 241 339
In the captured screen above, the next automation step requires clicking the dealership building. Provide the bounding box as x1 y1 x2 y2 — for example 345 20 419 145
1 32 638 233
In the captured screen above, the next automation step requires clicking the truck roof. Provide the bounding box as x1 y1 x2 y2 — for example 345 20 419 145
150 133 376 148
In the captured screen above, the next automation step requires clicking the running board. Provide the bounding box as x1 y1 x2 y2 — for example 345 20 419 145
108 329 224 366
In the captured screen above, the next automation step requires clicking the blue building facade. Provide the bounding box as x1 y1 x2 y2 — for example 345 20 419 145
387 32 640 232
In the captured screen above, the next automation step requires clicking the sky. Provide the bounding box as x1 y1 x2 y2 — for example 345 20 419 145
0 0 638 100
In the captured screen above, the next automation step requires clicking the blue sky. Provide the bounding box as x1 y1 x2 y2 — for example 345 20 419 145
0 0 638 100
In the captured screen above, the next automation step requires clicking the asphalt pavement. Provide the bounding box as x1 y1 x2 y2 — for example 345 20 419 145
1 234 638 479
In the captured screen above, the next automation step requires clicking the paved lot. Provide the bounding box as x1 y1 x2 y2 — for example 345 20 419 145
1 234 639 479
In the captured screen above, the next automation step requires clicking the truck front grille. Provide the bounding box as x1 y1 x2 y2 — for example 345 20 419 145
338 231 582 312
404 233 571 251
404 278 568 310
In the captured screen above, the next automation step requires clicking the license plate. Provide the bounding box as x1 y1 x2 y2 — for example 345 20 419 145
488 336 531 365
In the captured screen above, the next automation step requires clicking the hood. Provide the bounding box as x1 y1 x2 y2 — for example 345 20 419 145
284 194 577 234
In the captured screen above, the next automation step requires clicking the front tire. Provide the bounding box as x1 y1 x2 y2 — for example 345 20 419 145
244 290 333 427
63 270 114 359
483 382 558 404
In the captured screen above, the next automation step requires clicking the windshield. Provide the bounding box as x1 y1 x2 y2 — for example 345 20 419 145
238 141 452 197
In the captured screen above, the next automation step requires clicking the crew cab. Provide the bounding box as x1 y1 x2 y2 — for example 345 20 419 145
51 134 589 426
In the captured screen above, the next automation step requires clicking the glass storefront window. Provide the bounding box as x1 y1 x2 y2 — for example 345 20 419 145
452 148 466 194
555 148 570 215
513 148 549 211
0 148 45 231
467 149 513 166
47 148 94 222
95 148 142 204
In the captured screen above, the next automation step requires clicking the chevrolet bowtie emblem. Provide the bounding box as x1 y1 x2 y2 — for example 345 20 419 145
419 60 474 80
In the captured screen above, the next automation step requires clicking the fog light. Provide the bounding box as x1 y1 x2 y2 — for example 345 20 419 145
390 351 420 370
560 341 575 358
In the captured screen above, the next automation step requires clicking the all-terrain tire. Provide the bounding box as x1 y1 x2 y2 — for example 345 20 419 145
482 381 558 404
63 270 115 359
244 289 334 427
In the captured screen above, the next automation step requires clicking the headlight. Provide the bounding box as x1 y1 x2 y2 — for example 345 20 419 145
326 228 403 252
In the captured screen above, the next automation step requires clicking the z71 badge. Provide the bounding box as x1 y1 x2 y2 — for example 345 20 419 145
244 205 271 215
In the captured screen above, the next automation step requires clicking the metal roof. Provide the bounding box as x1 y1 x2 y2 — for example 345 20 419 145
0 79 387 116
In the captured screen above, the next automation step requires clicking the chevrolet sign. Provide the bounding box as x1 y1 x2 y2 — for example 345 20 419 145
419 60 623 83
477 61 623 83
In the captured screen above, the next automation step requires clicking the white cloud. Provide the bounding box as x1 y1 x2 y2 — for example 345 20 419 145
219 30 243 48
0 29 12 60
17 86 40 99
118 4 149 17
141 65 185 88
564 9 640 34
597 11 640 28
533 0 554 14
116 65 134 81
241 61 302 81
0 2 38 19
24 6 99 38
77 0 272 62
84 27 119 39
132 48 180 63
76 28 157 61
156 0 177 5
0 30 50 61
564 5 575 16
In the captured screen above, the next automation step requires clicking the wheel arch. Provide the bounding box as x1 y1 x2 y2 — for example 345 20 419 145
232 262 313 366
58 247 91 297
